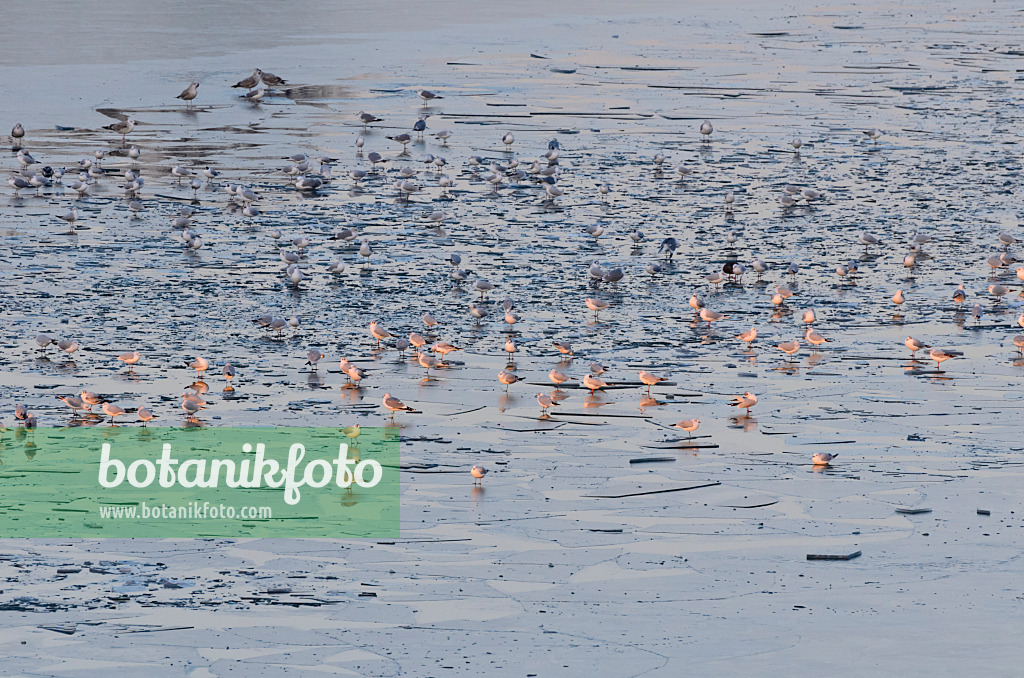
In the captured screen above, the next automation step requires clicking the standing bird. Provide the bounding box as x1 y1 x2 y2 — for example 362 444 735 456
189 356 210 376
232 69 260 89
103 118 136 146
905 337 929 356
117 351 141 371
382 393 413 421
929 348 956 371
699 120 714 140
498 369 522 391
257 69 287 89
536 393 559 416
11 122 25 143
176 82 200 108
637 370 667 394
137 406 157 425
730 391 758 413
470 465 488 485
369 320 394 348
502 132 515 149
417 89 443 105
812 452 837 466
737 327 758 346
101 402 126 423
582 374 609 394
585 298 610 319
673 419 700 438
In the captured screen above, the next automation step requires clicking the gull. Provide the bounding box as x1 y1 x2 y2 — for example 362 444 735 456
863 129 882 143
358 111 383 128
137 406 156 425
988 284 1011 301
418 351 443 377
858 232 881 250
705 272 725 288
80 390 105 410
599 183 610 198
737 327 757 345
117 351 141 371
673 418 700 438
438 174 453 193
176 82 200 108
387 132 412 152
409 332 428 350
502 298 515 312
232 69 260 89
327 259 346 275
971 304 984 323
777 340 800 360
433 342 461 357
241 87 266 103
434 130 453 145
35 334 54 351
910 232 933 247
585 298 610 319
585 224 605 240
986 254 1006 271
367 151 387 169
104 118 136 145
805 328 829 347
812 452 837 466
190 177 202 197
101 402 126 423
223 364 235 381
11 123 24 142
892 289 905 308
331 227 357 242
501 132 515 150
128 200 144 216
542 180 563 199
801 309 816 324
791 138 802 151
905 337 929 355
171 165 193 183
1001 252 1017 266
836 263 850 279
182 397 205 419
359 241 372 266
646 262 663 276
602 267 624 284
549 369 575 388
58 339 79 356
305 349 325 369
537 393 559 416
629 230 644 246
417 89 443 104
658 238 679 261
8 176 31 194
730 391 758 412
469 303 488 321
582 374 609 393
689 297 705 321
355 136 365 153
57 395 89 415
801 188 821 202
1013 336 1024 354
16 149 37 167
674 164 692 179
779 195 797 208
369 320 394 347
953 284 966 306
128 146 141 162
58 208 78 232
699 308 729 325
699 120 714 140
295 177 323 192
998 231 1018 249
751 258 769 279
423 312 440 329
382 393 413 421
929 347 956 370
1018 267 1024 283
498 369 522 391
257 69 287 88
471 465 488 485
504 310 521 327
473 279 495 298
638 371 667 394
395 338 409 354
343 424 361 441
504 339 518 359
553 341 574 356
589 261 606 280
784 185 801 196
189 356 209 375
14 404 28 420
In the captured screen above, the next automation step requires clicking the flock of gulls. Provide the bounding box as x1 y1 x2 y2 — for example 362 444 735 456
6 69 1024 482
